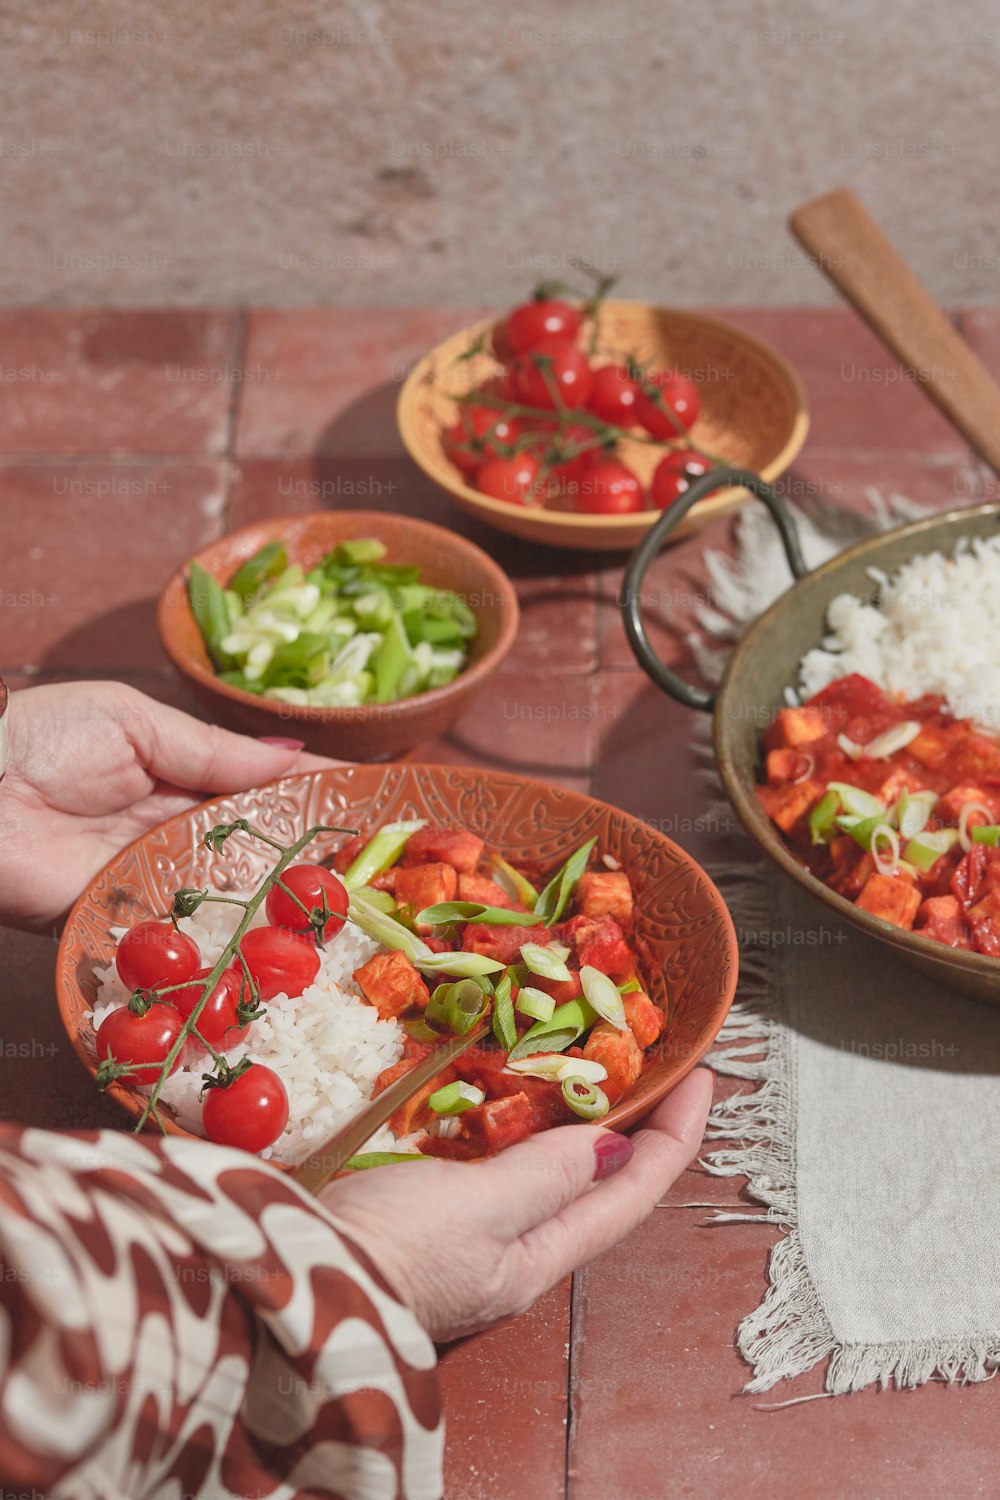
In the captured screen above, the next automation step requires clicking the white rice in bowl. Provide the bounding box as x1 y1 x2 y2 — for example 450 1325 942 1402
796 532 1000 732
90 894 419 1166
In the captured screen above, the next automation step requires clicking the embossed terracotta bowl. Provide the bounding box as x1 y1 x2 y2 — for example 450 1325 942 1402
55 765 739 1149
397 300 809 551
158 510 519 762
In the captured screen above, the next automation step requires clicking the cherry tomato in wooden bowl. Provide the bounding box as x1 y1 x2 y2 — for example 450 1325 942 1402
504 298 582 354
398 299 808 550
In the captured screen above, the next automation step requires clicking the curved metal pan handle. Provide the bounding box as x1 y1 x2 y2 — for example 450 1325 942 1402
620 468 809 712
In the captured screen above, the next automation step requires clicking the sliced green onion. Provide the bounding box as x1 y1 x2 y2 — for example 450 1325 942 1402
189 561 234 670
903 829 959 871
870 823 900 877
826 782 884 819
416 901 544 928
561 1075 610 1120
836 813 884 851
342 1151 431 1170
352 885 397 913
333 538 389 566
893 788 937 839
520 942 572 982
507 996 599 1063
972 825 1000 847
491 970 517 1050
533 837 598 926
429 1080 485 1115
489 853 539 907
229 540 288 600
580 965 628 1031
374 612 412 702
344 820 427 889
414 951 505 978
618 976 642 995
516 986 556 1022
507 1027 578 1062
426 978 491 1034
404 1016 439 1044
506 1054 608 1084
959 801 993 853
347 893 432 964
862 721 922 759
808 789 841 845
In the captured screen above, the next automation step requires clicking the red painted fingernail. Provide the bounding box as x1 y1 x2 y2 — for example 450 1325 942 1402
593 1133 633 1181
257 736 305 750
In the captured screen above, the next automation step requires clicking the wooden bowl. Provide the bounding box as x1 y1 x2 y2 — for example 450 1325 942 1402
624 477 1000 1008
397 300 809 551
157 510 519 762
55 765 739 1148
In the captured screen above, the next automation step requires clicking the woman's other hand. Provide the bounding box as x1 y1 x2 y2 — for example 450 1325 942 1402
322 1069 713 1343
0 680 334 928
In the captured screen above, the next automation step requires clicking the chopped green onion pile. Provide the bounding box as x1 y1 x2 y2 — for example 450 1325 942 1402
189 538 477 707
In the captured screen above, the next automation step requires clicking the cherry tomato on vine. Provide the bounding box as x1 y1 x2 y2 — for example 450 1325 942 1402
237 926 320 1001
172 966 252 1053
97 1001 185 1084
650 451 714 509
544 422 603 486
116 921 201 993
202 1063 289 1153
576 459 645 515
505 298 582 355
475 452 541 506
512 337 592 411
441 405 521 477
634 370 700 438
266 863 349 941
587 364 641 426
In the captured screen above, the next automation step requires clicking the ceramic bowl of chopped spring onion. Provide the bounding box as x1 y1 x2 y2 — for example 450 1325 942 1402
158 511 519 760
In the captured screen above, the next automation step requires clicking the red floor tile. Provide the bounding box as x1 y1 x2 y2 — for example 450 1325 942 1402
228 454 479 533
229 457 600 674
599 510 734 673
0 310 240 455
589 672 718 840
417 666 599 793
0 923 124 1133
703 307 969 459
440 1280 570 1500
570 1168 1000 1500
0 461 227 671
235 307 489 457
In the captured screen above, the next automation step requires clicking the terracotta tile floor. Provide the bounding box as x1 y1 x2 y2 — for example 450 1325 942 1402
0 305 994 1498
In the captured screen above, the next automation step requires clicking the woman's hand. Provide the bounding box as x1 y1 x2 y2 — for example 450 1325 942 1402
321 1068 713 1343
0 680 333 929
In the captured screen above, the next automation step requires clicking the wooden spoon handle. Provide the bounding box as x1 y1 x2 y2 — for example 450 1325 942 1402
789 187 1000 474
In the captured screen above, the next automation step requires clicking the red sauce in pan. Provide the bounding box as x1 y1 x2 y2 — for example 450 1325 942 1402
758 672 1000 955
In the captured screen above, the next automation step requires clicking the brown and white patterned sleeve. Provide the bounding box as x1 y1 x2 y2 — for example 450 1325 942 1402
0 1124 443 1500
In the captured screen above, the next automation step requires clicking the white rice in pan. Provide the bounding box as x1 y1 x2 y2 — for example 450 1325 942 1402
797 533 1000 731
91 896 416 1166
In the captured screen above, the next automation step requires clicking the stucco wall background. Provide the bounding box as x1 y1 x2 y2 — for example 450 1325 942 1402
3 0 999 307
